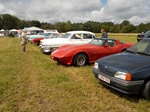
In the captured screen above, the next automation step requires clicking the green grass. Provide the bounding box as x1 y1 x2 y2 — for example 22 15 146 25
0 34 150 112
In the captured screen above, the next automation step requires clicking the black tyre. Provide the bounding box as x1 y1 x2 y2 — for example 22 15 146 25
37 41 40 46
51 48 58 53
73 53 87 66
142 80 150 100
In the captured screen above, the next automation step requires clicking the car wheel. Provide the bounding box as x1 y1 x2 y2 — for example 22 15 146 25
73 53 87 66
142 80 150 100
51 48 58 53
37 41 40 46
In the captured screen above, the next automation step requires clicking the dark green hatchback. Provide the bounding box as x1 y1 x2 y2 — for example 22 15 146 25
93 38 150 100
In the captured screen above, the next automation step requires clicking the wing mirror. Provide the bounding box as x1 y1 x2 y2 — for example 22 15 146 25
104 43 109 47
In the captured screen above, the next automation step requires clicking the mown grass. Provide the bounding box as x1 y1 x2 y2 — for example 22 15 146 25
0 34 150 112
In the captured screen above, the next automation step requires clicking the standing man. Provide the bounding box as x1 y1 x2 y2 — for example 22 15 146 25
20 30 28 52
101 29 108 38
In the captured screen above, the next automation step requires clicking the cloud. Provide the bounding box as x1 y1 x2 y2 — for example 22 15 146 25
0 0 150 25
101 0 150 25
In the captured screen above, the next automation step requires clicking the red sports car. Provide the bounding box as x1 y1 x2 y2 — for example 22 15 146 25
51 38 133 66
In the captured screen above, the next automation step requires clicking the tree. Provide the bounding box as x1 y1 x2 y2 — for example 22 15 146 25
110 24 120 33
18 20 28 29
120 20 130 27
30 20 41 27
136 23 147 33
65 21 72 31
0 14 20 30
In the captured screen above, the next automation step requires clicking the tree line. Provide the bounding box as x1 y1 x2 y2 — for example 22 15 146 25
0 13 150 33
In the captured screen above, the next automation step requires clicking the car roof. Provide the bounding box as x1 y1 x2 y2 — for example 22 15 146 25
66 31 95 35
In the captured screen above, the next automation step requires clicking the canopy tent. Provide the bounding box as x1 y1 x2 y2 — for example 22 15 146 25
23 26 44 31
10 29 18 32
1 29 5 32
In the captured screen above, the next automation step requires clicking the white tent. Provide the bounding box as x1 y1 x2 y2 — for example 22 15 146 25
1 29 4 32
23 26 44 31
10 29 18 32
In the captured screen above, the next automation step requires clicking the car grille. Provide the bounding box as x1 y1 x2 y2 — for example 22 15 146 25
137 35 145 38
98 64 114 76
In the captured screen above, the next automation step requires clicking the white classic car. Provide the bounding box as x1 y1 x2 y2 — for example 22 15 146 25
39 31 97 53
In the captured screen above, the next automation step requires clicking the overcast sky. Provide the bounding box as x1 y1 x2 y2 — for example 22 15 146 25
0 0 150 25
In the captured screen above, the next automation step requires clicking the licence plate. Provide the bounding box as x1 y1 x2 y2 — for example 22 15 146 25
98 74 110 84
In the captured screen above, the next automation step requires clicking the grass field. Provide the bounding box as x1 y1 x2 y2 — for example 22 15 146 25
0 34 150 112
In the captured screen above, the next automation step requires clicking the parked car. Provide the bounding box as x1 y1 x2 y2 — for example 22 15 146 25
51 38 133 66
32 33 60 45
29 32 51 42
137 30 150 42
92 38 150 100
40 31 97 54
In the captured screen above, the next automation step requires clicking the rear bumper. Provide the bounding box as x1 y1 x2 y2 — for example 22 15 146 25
92 67 144 95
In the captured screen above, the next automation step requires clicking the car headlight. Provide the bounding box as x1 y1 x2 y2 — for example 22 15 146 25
94 62 98 69
114 71 131 81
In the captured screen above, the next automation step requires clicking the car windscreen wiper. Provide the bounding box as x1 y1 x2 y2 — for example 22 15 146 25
136 51 150 56
125 49 136 54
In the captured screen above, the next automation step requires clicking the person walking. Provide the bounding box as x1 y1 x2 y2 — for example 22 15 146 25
20 30 28 52
101 29 108 38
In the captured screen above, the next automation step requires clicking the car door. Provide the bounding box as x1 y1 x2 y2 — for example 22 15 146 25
105 40 120 54
82 34 95 43
91 40 119 61
68 34 84 45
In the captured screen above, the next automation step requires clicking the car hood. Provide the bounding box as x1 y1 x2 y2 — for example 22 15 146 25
40 38 68 44
60 44 94 50
96 52 150 74
53 44 94 55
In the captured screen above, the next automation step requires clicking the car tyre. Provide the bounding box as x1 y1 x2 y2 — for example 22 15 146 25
37 41 40 46
73 53 87 66
142 80 150 100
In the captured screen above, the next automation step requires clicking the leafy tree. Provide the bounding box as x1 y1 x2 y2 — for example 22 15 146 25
30 20 41 27
18 20 29 29
0 14 20 30
72 23 80 31
1 13 150 33
120 20 130 27
110 24 120 33
54 22 67 32
65 21 72 31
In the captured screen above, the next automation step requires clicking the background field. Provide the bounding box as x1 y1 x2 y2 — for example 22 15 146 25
0 34 150 112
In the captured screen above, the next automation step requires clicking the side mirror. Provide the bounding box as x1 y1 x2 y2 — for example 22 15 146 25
104 43 109 47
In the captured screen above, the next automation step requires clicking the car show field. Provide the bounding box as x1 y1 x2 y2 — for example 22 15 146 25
0 33 150 112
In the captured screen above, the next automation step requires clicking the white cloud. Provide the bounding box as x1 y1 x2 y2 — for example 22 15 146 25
102 0 150 25
0 0 150 25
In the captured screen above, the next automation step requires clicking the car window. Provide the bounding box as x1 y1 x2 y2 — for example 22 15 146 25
62 33 71 38
145 30 150 34
71 34 81 39
83 34 94 39
137 42 148 52
106 40 116 46
127 40 149 53
90 39 104 46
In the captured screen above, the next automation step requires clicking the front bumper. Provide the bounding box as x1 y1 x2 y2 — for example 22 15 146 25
51 56 72 65
40 45 51 53
92 67 144 95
